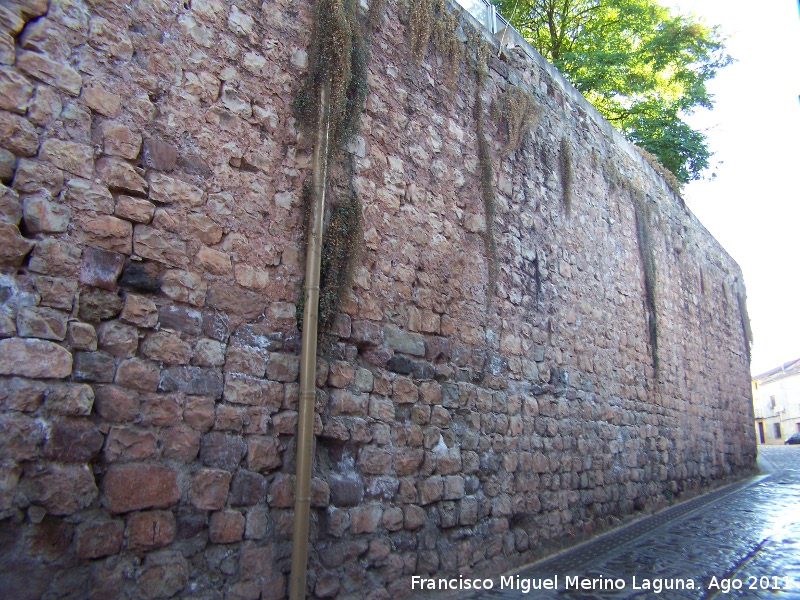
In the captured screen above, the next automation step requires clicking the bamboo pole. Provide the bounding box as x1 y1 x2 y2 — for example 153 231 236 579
289 81 331 600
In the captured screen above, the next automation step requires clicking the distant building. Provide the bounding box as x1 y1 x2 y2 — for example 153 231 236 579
752 358 800 444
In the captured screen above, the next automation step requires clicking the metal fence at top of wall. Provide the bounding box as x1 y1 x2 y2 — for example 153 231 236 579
451 0 540 62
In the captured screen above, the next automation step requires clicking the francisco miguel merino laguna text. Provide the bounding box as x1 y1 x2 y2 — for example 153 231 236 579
411 574 699 594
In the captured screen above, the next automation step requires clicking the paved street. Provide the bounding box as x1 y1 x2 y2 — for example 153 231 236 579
469 445 800 599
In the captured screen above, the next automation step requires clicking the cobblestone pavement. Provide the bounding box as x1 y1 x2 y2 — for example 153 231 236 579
466 446 800 600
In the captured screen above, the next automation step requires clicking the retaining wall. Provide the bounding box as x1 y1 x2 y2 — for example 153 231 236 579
0 0 756 598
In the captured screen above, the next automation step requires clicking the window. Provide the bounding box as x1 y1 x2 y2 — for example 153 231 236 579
774 423 782 439
769 395 777 410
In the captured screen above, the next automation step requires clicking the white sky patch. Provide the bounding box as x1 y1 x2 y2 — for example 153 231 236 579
669 0 800 375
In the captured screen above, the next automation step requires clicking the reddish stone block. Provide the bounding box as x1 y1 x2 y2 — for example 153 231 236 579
350 505 382 534
209 509 245 543
200 431 246 470
22 463 97 515
115 357 160 392
358 447 393 476
184 396 215 431
268 473 295 508
104 426 158 462
93 385 140 423
42 418 104 463
161 425 200 462
245 435 282 473
139 393 184 427
103 464 180 514
190 469 232 510
229 470 267 506
75 520 124 558
127 510 176 550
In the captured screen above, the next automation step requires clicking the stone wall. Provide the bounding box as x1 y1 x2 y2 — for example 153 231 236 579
0 0 756 598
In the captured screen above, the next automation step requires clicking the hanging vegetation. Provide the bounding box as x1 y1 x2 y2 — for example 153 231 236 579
294 0 383 332
559 135 573 216
493 85 541 153
632 192 659 378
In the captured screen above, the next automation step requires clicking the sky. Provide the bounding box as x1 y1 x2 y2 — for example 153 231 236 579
667 0 800 376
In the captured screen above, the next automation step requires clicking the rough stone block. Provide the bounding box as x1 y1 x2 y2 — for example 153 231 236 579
191 468 232 510
66 321 96 350
141 331 192 365
245 435 282 473
97 320 138 358
100 121 141 160
384 325 425 356
104 426 158 462
161 424 200 462
0 337 72 378
159 305 203 336
139 393 183 427
31 276 77 311
127 510 176 550
44 382 94 416
120 293 158 328
112 358 159 394
137 550 189 600
133 225 187 268
43 417 104 462
80 78 120 117
0 110 38 156
75 520 124 559
160 269 207 307
72 350 116 382
96 157 147 195
23 192 70 233
266 352 299 382
17 306 68 340
142 138 177 171
224 374 283 408
103 464 180 513
268 473 295 508
159 365 224 398
209 509 245 544
195 246 231 275
39 138 94 178
0 377 46 412
229 470 267 506
0 411 44 460
78 215 133 254
148 173 203 206
200 431 246 470
64 178 114 214
193 338 226 367
93 384 140 423
183 395 215 431
0 66 34 114
0 222 34 268
22 463 97 515
78 288 123 322
79 247 125 290
0 184 21 224
17 50 82 95
115 194 154 223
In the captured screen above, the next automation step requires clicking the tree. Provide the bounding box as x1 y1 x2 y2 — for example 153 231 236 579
493 0 731 183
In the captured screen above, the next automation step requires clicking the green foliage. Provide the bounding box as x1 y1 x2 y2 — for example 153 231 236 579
493 85 541 153
632 192 659 378
492 0 731 183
